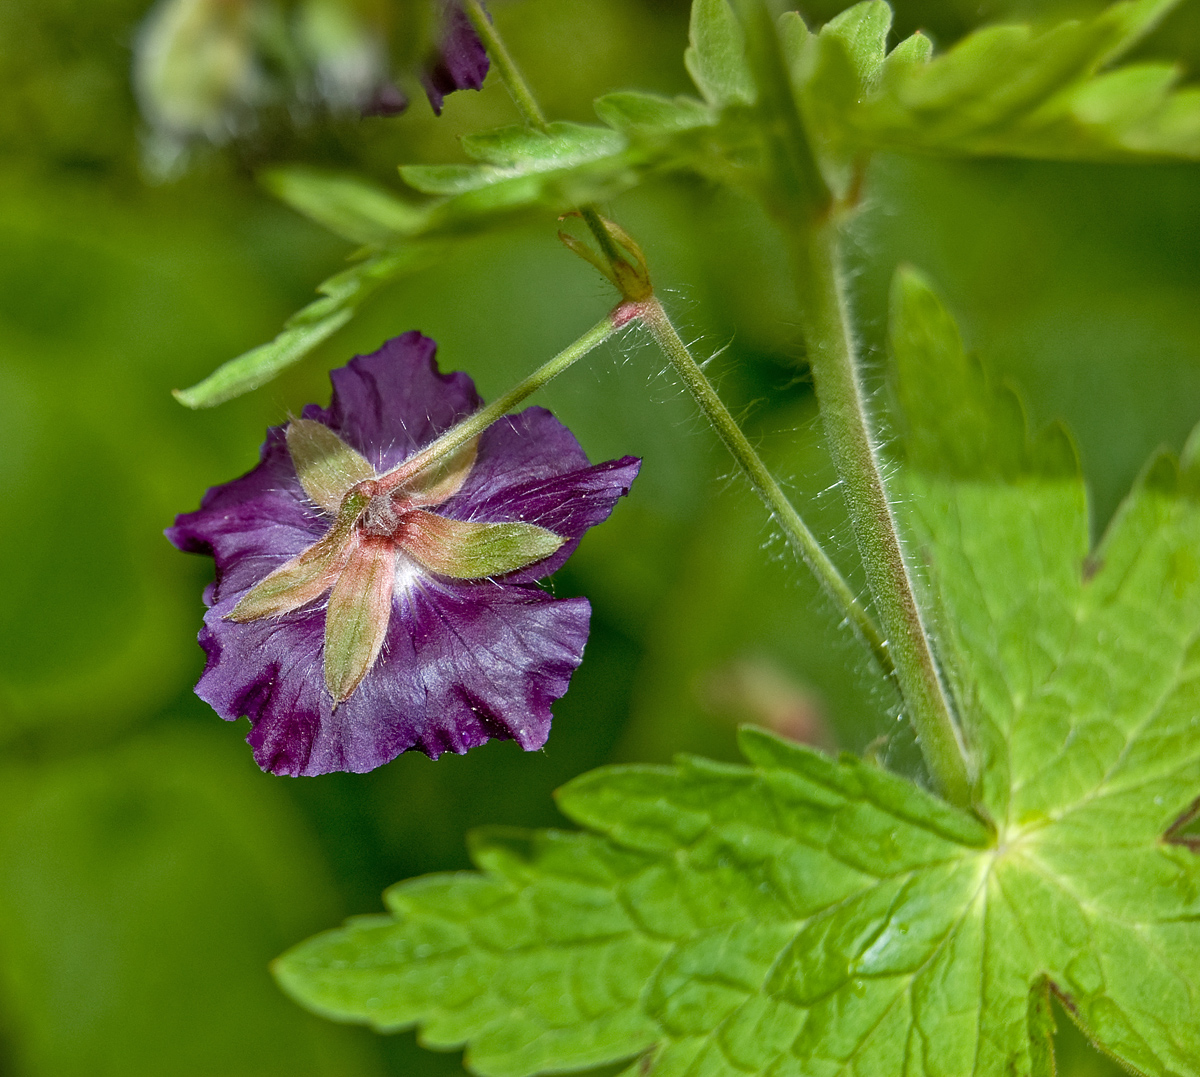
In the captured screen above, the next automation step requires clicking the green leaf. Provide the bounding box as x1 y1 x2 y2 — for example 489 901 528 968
402 123 627 196
593 92 717 137
685 0 755 108
276 269 1200 1077
821 1 892 88
807 0 1200 163
261 168 429 247
174 246 434 408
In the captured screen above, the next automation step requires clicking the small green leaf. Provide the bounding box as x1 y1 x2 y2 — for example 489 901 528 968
811 0 1200 163
462 121 626 168
286 419 375 513
174 246 434 408
402 123 627 197
398 164 494 197
323 535 395 704
261 168 429 247
593 92 716 136
685 0 755 107
397 511 564 579
821 1 892 88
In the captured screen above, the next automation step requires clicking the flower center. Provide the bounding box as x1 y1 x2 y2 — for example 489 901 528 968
357 490 410 538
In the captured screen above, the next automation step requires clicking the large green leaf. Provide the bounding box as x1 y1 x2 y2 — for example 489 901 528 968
796 0 1200 164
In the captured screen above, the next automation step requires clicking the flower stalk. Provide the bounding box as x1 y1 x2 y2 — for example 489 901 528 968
378 313 616 493
725 0 973 807
462 0 549 132
636 297 891 678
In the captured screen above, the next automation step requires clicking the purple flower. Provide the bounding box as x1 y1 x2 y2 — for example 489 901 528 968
168 333 639 776
421 1 490 115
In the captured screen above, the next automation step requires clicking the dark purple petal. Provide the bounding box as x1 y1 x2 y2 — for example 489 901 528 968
166 427 326 604
197 579 589 776
303 331 481 473
421 1 489 115
441 407 642 580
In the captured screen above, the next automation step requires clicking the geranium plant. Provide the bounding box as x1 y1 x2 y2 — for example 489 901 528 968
164 0 1200 1073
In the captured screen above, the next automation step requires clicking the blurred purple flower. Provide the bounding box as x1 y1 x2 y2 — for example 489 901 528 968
421 0 490 115
168 333 639 776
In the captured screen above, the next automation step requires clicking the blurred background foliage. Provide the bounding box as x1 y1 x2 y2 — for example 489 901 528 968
2 0 1199 1073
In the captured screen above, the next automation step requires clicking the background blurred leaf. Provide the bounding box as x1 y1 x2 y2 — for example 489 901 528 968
261 169 431 247
802 0 1200 163
0 724 385 1076
685 0 756 106
174 246 436 408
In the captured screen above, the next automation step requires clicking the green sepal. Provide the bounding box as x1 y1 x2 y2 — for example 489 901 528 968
685 0 755 107
323 535 395 705
397 511 564 579
286 419 375 514
227 492 368 623
396 436 479 506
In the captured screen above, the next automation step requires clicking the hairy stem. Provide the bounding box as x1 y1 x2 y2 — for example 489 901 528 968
463 0 550 132
636 297 892 679
380 315 616 492
793 219 972 807
721 0 972 805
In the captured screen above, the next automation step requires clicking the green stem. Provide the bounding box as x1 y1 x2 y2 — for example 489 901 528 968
637 297 892 680
792 219 972 808
463 0 550 132
379 314 617 492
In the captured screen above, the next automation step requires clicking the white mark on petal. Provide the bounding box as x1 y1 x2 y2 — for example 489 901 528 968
393 552 424 597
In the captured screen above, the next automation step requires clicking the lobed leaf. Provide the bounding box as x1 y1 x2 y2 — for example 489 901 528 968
685 0 755 108
797 0 1200 165
277 267 1200 1076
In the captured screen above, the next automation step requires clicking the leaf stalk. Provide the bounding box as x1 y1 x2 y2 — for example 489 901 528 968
635 296 892 680
463 0 550 133
791 216 973 808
